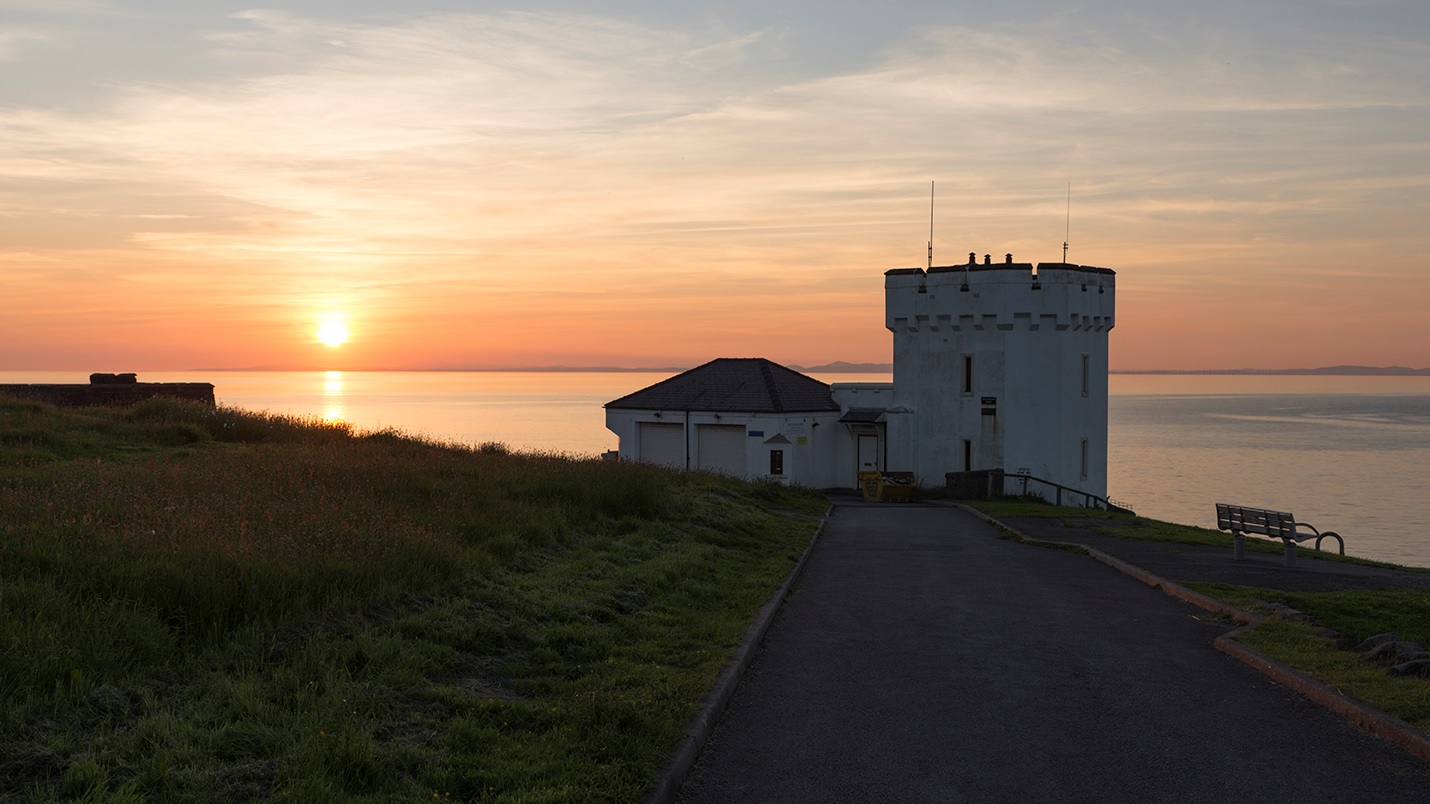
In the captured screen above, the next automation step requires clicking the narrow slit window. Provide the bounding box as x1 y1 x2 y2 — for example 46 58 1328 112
963 439 972 472
962 354 974 394
1080 438 1089 480
1081 354 1090 397
769 449 784 476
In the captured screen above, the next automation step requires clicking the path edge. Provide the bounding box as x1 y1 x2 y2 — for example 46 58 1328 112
955 504 1430 766
643 504 833 804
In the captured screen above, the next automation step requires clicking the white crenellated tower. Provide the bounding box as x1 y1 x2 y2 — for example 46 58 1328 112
883 252 1116 497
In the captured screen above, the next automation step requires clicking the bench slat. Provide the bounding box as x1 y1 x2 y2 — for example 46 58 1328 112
1215 502 1346 564
1216 503 1297 539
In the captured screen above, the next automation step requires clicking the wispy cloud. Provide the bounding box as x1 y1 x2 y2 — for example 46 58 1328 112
0 0 115 13
3 6 1429 368
2 12 783 274
0 26 55 61
8 11 1425 252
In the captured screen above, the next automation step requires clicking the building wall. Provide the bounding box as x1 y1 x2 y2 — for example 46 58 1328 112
830 382 894 488
884 259 1115 496
830 383 893 411
605 408 844 487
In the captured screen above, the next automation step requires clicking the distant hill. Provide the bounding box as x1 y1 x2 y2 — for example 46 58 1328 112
1112 366 1430 376
790 361 894 373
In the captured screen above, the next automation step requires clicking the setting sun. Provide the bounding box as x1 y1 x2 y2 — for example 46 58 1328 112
317 320 350 348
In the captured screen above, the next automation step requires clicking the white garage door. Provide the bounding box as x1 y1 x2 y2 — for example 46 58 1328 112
697 424 747 476
638 422 685 468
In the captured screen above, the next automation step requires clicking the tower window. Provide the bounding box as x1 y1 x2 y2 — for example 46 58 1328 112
1081 354 1090 397
1080 438 1089 480
963 439 972 471
962 354 974 394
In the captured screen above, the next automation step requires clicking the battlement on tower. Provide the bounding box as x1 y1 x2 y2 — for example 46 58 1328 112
880 251 1115 499
885 258 1115 334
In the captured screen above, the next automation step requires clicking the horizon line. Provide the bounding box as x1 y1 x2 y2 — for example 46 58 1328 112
6 364 1429 376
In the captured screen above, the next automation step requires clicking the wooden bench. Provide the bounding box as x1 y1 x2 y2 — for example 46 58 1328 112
1215 503 1345 568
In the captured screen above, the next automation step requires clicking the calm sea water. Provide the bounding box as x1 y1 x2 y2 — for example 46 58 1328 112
6 370 1429 568
1108 375 1430 568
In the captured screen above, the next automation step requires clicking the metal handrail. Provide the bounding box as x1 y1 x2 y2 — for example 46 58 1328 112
1005 472 1134 514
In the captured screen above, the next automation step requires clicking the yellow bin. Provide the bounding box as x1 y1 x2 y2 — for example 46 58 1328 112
858 471 883 501
880 471 916 502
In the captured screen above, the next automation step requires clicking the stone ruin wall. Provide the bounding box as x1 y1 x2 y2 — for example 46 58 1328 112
0 373 216 408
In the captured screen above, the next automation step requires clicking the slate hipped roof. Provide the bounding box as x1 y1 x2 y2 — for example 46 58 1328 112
605 358 840 413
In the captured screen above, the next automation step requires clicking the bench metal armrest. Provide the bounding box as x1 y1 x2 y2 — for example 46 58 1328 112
1293 522 1346 554
1314 529 1345 555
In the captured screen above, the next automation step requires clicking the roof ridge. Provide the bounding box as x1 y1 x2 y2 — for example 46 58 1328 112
604 357 838 413
759 359 783 412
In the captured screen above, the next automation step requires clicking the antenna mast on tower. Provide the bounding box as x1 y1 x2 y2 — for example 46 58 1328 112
927 180 934 270
1063 183 1071 263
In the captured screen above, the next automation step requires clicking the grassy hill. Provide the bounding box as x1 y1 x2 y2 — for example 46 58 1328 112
0 394 825 802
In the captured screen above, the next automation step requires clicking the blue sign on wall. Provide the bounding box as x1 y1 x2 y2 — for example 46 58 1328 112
748 430 764 437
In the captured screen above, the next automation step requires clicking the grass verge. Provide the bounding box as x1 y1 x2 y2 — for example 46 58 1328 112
1184 583 1430 732
0 394 826 802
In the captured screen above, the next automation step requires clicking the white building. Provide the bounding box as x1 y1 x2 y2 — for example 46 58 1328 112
603 358 846 487
605 254 1116 502
882 254 1116 499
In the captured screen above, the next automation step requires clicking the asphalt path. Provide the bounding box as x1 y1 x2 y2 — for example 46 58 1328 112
676 504 1430 803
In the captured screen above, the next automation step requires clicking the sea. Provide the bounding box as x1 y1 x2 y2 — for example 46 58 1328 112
5 370 1429 569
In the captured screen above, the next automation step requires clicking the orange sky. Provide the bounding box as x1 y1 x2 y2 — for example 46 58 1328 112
4 2 1429 372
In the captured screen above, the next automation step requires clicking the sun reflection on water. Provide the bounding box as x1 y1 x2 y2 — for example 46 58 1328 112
321 371 344 422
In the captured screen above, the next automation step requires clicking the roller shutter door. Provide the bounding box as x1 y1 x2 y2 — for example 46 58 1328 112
638 422 685 468
697 424 747 476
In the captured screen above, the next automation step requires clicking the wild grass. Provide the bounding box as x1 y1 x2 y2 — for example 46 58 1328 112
0 394 826 802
